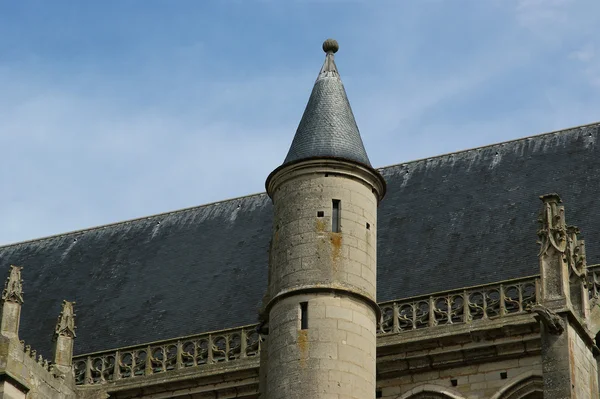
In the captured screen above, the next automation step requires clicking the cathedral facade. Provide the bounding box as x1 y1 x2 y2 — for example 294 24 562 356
1 40 599 399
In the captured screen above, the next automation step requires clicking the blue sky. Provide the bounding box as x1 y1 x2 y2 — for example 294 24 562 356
1 0 599 244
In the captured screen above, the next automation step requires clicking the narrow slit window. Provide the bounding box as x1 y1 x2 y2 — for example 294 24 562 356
332 199 341 232
300 302 308 330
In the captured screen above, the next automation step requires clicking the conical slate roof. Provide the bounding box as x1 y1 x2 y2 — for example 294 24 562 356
282 39 372 167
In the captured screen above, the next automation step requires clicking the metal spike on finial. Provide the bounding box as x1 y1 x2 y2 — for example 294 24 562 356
322 38 339 54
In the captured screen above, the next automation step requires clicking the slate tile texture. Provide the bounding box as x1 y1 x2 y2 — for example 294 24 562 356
0 123 598 357
282 48 371 168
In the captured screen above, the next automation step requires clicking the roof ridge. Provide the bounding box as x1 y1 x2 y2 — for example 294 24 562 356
2 120 598 250
376 120 600 172
0 191 269 249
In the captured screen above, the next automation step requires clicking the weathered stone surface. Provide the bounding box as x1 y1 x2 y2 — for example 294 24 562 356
537 195 600 398
265 156 383 399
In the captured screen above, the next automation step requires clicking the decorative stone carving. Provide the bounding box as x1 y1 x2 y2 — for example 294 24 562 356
565 225 587 279
379 277 537 333
54 300 76 340
537 194 567 256
72 324 261 385
2 265 23 304
529 304 564 335
50 364 65 380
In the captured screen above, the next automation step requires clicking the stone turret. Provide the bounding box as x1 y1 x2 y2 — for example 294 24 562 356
1 265 23 339
263 39 385 399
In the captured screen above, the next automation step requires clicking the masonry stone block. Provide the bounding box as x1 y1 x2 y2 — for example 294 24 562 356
265 159 383 399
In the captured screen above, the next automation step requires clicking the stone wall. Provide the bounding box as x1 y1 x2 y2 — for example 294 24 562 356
267 293 376 399
565 324 598 398
268 163 379 301
379 356 543 399
0 336 75 399
265 160 384 399
1 382 26 399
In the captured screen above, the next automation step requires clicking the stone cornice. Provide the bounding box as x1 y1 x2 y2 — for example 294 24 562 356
266 158 386 203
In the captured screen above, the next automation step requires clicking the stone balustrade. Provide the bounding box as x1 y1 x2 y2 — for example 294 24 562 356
73 324 261 386
72 264 600 386
378 276 539 334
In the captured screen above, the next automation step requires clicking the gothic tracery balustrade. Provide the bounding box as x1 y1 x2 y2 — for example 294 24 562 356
378 276 539 334
72 325 261 386
72 265 600 386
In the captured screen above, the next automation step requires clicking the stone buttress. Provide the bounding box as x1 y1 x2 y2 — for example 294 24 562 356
0 266 77 399
536 194 600 398
261 39 386 399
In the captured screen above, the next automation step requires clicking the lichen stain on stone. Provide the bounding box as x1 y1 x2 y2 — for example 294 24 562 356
330 233 342 271
330 233 342 256
315 218 326 232
298 329 308 368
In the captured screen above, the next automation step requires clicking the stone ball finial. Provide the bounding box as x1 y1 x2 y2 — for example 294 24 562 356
322 38 339 54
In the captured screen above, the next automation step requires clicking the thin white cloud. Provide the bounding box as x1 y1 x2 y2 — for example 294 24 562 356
1 1 599 244
570 44 595 62
570 43 600 87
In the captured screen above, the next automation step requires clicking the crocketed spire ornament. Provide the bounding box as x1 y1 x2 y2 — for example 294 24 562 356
565 225 587 278
2 265 23 304
54 300 76 340
537 193 567 256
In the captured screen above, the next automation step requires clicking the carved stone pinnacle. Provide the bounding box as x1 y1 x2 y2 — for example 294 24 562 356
54 300 76 340
2 265 23 304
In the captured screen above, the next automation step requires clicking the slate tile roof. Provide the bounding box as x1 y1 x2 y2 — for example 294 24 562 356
282 41 371 168
1 122 598 357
